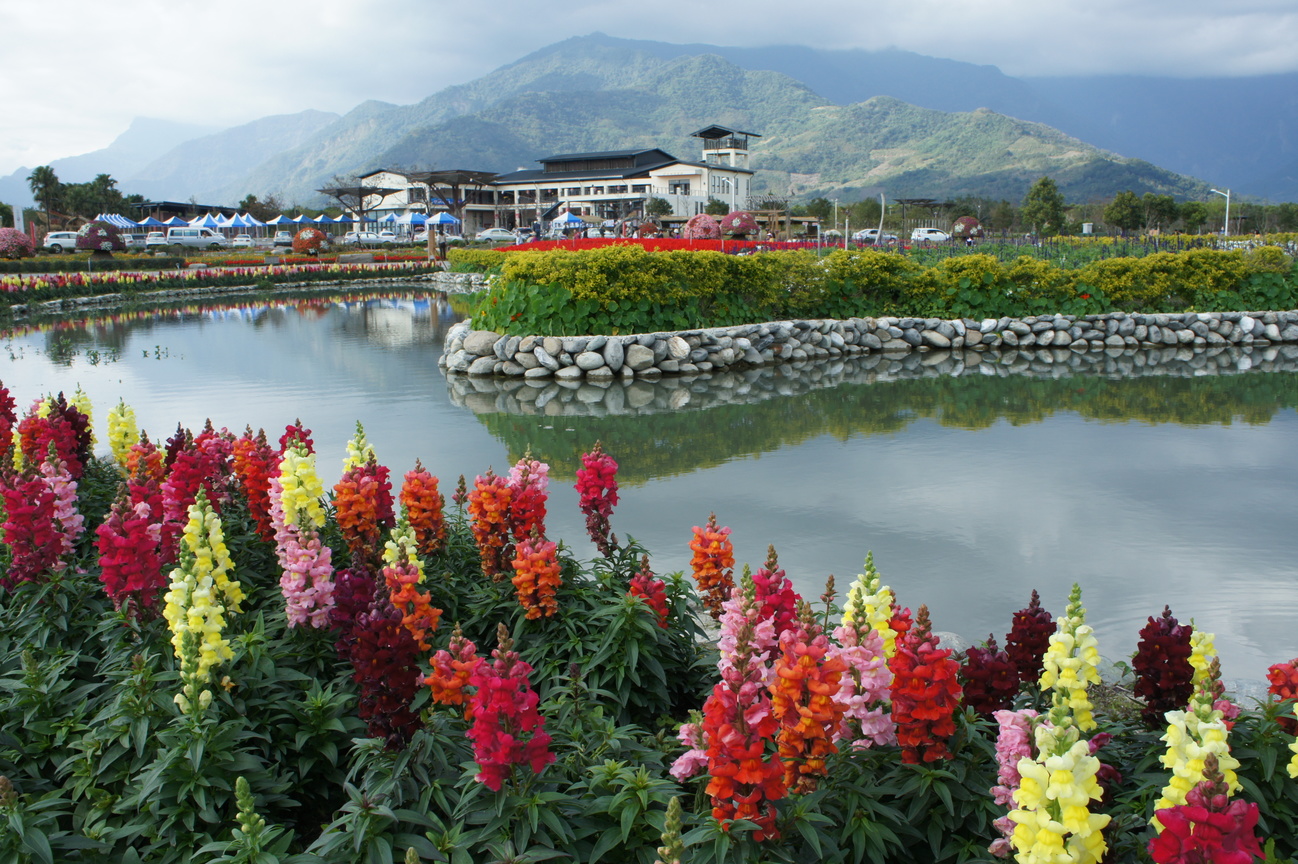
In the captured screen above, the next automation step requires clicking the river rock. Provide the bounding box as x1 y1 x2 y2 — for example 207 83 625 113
575 351 605 370
467 355 498 376
625 343 656 371
463 330 501 356
602 338 624 372
534 346 560 370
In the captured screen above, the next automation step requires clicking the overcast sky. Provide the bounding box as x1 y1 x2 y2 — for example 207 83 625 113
2 0 1295 177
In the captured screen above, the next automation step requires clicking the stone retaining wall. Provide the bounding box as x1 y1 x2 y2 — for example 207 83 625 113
439 310 1298 379
445 342 1298 419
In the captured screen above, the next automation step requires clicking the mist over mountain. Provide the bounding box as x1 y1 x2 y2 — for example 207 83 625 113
6 33 1294 214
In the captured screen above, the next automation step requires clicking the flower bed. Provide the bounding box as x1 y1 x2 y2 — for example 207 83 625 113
0 260 443 308
0 384 1296 863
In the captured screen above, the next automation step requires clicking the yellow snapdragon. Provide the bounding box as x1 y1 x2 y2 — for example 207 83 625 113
1008 723 1110 864
278 444 326 528
341 421 375 472
1040 584 1101 732
382 520 423 574
841 551 899 657
162 490 241 714
105 399 139 470
1188 628 1217 690
1152 643 1241 830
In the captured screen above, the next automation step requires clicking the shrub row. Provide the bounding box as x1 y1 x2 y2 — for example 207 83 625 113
462 245 1298 337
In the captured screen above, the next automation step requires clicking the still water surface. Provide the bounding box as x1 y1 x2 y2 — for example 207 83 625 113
3 289 1296 682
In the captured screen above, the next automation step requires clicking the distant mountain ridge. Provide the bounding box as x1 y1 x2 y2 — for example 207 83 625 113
5 34 1294 213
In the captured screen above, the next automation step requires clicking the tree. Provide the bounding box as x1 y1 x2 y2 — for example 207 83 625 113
238 193 284 222
644 197 673 220
704 197 729 217
26 166 62 230
0 201 12 228
317 176 400 227
1104 190 1143 235
985 200 1016 233
803 197 833 224
1020 177 1067 237
1142 193 1178 231
1178 201 1209 234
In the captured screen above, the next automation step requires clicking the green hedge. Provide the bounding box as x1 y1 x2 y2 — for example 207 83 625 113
467 245 1298 336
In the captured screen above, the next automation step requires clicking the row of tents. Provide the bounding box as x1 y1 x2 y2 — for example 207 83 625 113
92 211 464 230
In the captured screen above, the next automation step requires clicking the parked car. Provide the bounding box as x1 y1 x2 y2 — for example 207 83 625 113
852 228 899 244
164 227 229 249
475 228 518 243
145 231 167 249
42 231 79 253
376 230 397 243
910 227 951 243
272 231 293 247
121 234 148 249
232 234 254 248
343 231 381 245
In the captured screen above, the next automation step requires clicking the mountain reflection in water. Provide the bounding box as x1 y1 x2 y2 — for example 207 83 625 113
1 290 1295 683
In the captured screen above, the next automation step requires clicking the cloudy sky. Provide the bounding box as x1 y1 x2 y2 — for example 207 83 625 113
2 0 1295 176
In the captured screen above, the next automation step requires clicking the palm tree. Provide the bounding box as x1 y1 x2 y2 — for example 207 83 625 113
26 166 62 230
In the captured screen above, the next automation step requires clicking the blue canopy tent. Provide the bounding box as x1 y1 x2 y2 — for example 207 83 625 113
94 213 138 230
313 214 336 224
552 211 585 226
394 212 427 225
333 214 355 224
290 215 312 224
138 216 167 228
267 215 293 226
163 216 188 227
428 212 459 225
190 213 221 228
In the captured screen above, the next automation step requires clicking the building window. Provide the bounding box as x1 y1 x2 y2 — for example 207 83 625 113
668 181 691 195
608 185 627 194
632 184 648 193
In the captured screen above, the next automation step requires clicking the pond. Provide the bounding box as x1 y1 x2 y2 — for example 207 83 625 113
3 288 1297 684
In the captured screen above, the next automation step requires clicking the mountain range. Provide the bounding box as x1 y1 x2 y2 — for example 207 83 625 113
4 33 1295 212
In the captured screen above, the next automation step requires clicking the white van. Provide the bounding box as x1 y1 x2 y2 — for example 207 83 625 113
165 227 229 249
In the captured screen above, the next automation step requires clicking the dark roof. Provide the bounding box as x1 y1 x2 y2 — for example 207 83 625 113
540 148 671 162
689 125 762 139
492 156 751 186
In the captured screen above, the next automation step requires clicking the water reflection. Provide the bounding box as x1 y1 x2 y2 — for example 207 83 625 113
448 345 1298 483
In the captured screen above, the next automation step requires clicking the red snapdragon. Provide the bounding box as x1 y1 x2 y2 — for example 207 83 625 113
889 605 962 764
465 624 554 791
1134 606 1195 727
629 556 669 628
1005 589 1054 688
961 634 1020 717
575 442 619 556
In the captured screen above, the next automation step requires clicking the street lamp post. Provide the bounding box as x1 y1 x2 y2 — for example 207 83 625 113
1210 188 1231 237
719 176 736 213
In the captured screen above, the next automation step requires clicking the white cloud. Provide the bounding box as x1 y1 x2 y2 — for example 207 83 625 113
0 0 1294 175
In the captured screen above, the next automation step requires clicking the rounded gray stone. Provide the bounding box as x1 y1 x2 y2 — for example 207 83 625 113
602 338 624 372
575 351 605 370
